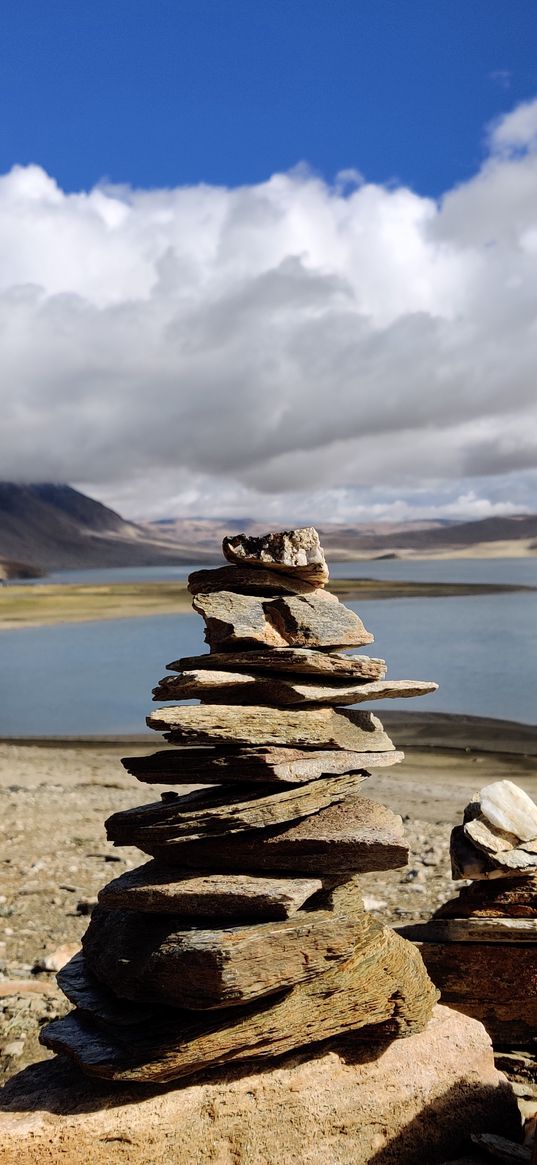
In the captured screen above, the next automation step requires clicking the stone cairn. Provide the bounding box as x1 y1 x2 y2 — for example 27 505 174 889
400 779 537 1046
42 528 440 1084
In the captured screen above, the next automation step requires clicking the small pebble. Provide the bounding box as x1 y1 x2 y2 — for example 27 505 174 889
2 1039 25 1057
76 899 97 916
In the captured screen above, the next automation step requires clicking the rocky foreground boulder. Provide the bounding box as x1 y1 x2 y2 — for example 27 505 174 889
0 1007 520 1165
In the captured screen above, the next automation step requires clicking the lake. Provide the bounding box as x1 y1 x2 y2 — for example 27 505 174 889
21 557 537 587
1 558 536 735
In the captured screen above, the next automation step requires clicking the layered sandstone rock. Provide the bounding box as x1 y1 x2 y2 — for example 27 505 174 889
39 527 440 1084
0 1007 519 1165
399 780 537 1046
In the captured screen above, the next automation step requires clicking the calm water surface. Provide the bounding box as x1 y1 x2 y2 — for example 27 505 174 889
20 558 537 586
1 557 536 734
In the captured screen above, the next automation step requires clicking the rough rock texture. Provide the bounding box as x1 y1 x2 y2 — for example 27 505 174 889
170 646 387 678
40 924 437 1082
222 526 329 585
123 745 403 785
98 864 323 919
57 953 153 1026
192 591 373 652
192 591 289 651
105 772 369 847
265 592 374 649
436 874 537 919
0 1007 519 1165
451 782 537 880
412 940 537 1046
147 704 394 751
406 780 537 1048
187 564 318 596
81 897 366 1009
398 917 537 943
153 670 437 707
113 794 409 873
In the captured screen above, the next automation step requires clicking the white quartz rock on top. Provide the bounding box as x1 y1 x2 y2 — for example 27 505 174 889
478 780 537 843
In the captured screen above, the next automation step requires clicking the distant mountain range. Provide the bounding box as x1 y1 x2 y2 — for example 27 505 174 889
148 514 537 561
0 483 536 578
0 483 214 576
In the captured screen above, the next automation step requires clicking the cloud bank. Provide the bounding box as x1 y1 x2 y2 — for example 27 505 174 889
2 98 537 521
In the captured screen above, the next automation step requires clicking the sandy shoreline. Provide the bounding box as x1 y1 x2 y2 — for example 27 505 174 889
0 577 534 631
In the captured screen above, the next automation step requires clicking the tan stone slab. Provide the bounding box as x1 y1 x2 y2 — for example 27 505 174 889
436 873 537 919
98 864 322 920
465 814 522 856
105 772 368 847
2 1007 517 1165
398 917 537 944
192 591 288 650
266 592 374 649
451 825 537 880
146 704 394 751
222 527 329 585
81 891 366 1009
412 939 537 1046
192 590 373 652
40 922 437 1083
153 669 437 706
169 647 387 679
126 795 409 874
122 746 404 785
188 565 317 596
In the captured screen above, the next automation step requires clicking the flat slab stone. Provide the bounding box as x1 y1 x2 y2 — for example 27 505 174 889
265 592 374 649
465 814 523 856
122 746 404 785
479 780 537 843
40 922 437 1083
169 647 387 679
57 952 153 1026
1 1007 517 1165
451 783 537 880
153 670 437 706
125 795 409 873
192 591 373 652
436 873 537 919
187 565 317 596
451 825 537 880
398 917 537 944
409 938 537 1046
98 864 322 920
81 888 366 1009
105 772 369 847
192 591 289 650
222 527 329 585
147 705 394 751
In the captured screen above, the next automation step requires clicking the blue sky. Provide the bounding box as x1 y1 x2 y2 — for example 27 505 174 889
1 2 537 522
1 0 537 195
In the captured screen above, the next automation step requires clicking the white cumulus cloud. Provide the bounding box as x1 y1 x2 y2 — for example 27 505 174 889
2 98 537 522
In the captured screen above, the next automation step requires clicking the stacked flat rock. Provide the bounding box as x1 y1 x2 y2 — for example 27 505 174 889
41 527 440 1083
399 779 537 1046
